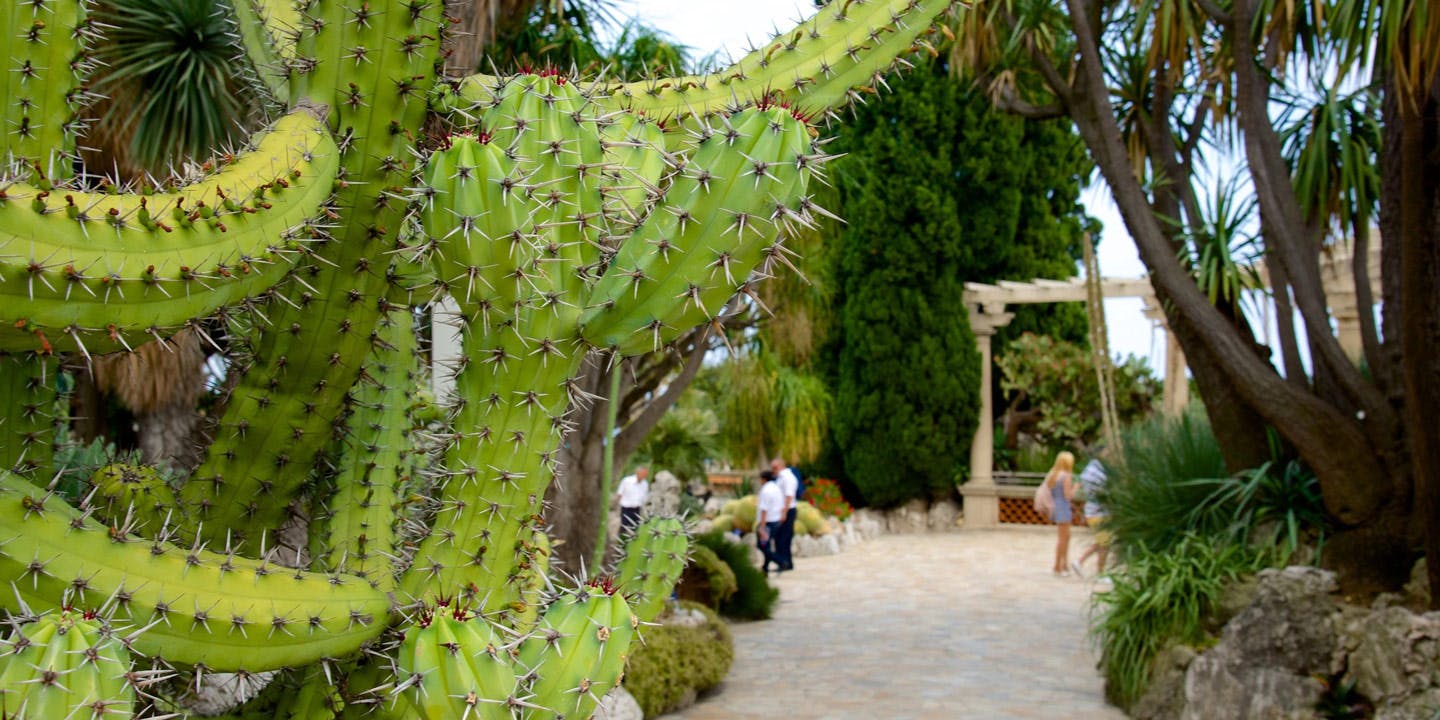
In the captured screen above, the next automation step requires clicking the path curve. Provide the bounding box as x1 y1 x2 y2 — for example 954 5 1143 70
664 528 1125 719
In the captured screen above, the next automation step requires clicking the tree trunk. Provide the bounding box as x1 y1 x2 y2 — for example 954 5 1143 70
1053 0 1410 592
1392 59 1440 608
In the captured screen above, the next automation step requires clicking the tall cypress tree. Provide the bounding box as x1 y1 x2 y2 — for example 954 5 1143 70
822 60 1094 507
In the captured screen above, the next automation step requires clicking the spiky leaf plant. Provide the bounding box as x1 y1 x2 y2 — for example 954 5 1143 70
0 0 960 715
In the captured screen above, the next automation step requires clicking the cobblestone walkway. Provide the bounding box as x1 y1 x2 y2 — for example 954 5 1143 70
664 528 1125 719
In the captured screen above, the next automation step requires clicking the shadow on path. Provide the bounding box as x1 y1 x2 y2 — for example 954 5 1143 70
663 528 1125 719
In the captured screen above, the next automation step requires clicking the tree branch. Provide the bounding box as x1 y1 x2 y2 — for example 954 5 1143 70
1193 0 1231 23
613 325 713 460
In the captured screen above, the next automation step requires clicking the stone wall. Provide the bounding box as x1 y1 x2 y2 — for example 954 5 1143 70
1133 565 1440 720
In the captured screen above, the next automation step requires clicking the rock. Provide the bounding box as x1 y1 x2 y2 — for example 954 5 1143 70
645 470 682 516
180 671 277 715
793 532 840 558
847 509 885 540
884 498 929 534
1343 606 1440 704
702 496 727 516
1377 687 1440 720
1131 644 1196 720
926 498 962 532
597 685 644 720
691 518 713 535
1404 557 1430 609
1223 567 1338 676
663 606 709 629
1174 567 1337 720
1180 650 1323 720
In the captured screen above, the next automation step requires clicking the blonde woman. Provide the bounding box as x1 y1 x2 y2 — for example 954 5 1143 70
1046 451 1078 576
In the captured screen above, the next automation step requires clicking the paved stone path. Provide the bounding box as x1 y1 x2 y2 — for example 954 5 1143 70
664 528 1125 719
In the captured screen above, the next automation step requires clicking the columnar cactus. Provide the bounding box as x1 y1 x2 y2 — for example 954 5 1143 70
0 0 957 716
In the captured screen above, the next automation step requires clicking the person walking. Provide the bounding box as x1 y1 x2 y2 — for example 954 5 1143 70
615 466 650 536
755 470 784 574
771 457 799 571
1045 451 1077 577
1073 456 1111 578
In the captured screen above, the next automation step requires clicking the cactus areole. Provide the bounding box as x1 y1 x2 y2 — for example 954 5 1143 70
0 0 958 715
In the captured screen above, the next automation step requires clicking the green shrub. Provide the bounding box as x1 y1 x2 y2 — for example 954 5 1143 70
1100 406 1230 556
1102 406 1328 561
676 545 738 610
624 601 734 718
1091 534 1267 710
803 478 853 520
694 531 779 620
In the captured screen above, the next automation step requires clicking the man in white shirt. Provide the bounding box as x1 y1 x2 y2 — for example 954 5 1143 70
771 457 799 571
615 466 650 536
755 470 784 574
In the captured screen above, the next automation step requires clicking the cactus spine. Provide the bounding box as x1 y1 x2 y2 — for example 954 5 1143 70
0 0 960 714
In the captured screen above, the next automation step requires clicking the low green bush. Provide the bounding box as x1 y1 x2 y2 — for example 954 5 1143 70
676 544 738 610
624 601 734 718
1091 533 1267 710
694 530 779 620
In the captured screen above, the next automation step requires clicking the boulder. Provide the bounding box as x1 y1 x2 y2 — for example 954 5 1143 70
1343 606 1440 705
1180 651 1323 720
645 470 682 517
847 509 885 540
926 498 962 532
884 498 929 534
1404 557 1430 609
702 496 727 517
1176 567 1337 719
1377 688 1440 720
1222 567 1339 676
1131 644 1196 720
793 532 841 558
597 685 644 720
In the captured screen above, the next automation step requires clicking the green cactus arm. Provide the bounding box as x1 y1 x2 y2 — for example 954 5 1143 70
580 107 814 355
614 516 688 624
308 310 417 589
232 0 300 104
0 353 58 478
517 582 635 720
0 108 340 355
0 473 392 671
0 0 90 176
436 0 957 123
181 0 443 545
0 609 135 719
395 605 517 720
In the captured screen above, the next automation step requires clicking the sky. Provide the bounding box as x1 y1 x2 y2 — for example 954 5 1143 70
608 0 1170 373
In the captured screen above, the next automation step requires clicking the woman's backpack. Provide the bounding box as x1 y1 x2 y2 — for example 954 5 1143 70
1033 479 1054 520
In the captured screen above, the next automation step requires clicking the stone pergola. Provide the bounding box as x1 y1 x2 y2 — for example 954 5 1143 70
958 276 1175 527
959 237 1384 527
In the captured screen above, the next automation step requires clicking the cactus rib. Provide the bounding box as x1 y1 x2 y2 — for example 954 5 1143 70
0 473 391 671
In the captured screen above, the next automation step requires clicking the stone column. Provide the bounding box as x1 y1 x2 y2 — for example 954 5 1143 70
1320 250 1365 366
1144 299 1189 417
960 303 1013 528
431 295 463 402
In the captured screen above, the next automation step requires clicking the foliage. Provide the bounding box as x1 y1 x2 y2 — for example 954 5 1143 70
995 333 1160 448
1099 406 1232 556
634 402 720 484
1102 407 1329 563
1091 533 1268 710
802 478 853 521
707 352 832 467
91 0 249 170
623 601 733 719
694 531 780 621
678 545 737 610
820 58 1095 507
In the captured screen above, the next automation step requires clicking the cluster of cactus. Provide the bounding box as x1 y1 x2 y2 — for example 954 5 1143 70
0 0 957 716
